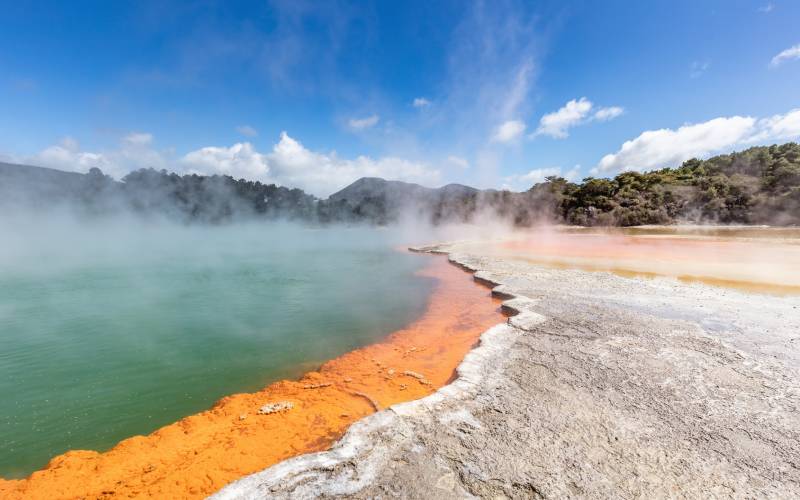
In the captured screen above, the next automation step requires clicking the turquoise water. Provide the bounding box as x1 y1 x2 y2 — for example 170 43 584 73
0 220 434 478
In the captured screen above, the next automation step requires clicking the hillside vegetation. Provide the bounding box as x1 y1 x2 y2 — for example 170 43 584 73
1 143 798 226
536 142 800 226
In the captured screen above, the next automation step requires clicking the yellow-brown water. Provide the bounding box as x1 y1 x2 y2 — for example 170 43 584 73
491 226 800 295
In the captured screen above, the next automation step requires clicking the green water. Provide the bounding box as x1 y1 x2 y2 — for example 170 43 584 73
0 220 434 478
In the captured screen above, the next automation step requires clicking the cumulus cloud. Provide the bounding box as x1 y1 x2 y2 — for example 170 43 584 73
447 155 470 169
24 130 441 198
266 132 440 196
236 125 258 137
533 97 623 139
491 120 526 143
503 164 581 191
181 143 269 181
412 97 431 108
534 98 592 138
750 108 800 142
348 114 380 130
29 134 166 179
594 108 800 174
32 137 112 174
770 44 800 68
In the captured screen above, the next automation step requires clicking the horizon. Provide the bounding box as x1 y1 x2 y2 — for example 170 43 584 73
3 139 798 199
1 1 799 197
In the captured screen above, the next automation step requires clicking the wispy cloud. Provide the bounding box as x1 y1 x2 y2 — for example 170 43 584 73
758 2 774 13
770 44 800 68
593 106 624 122
447 155 470 169
412 97 431 108
689 60 710 78
236 125 258 137
594 108 800 175
503 164 581 190
435 0 541 174
348 114 380 130
491 120 526 143
123 132 154 146
532 97 623 139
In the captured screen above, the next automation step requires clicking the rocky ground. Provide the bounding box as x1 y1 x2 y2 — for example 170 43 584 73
212 242 800 499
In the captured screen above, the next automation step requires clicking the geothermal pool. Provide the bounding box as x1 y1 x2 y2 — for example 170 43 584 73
496 226 800 294
0 221 435 478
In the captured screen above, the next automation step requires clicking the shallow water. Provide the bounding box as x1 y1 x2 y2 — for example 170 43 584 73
497 226 800 294
0 221 434 478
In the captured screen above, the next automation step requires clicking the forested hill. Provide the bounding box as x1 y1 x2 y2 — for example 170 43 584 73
0 162 317 223
524 142 800 226
1 142 798 226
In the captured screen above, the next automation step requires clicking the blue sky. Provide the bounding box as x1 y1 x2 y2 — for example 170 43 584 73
1 0 798 196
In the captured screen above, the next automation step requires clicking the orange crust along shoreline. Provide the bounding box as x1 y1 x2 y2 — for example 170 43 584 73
0 254 503 499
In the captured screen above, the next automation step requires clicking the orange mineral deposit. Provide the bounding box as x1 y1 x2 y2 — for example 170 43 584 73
0 255 502 499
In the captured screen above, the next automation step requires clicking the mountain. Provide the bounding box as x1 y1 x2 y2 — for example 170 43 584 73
0 161 95 204
329 177 479 204
325 177 481 224
329 177 433 204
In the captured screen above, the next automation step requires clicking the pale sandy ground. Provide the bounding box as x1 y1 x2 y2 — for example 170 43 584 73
212 241 800 499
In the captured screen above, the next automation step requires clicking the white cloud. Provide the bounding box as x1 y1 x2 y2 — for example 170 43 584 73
758 3 774 13
491 120 526 143
593 106 624 122
123 132 153 146
32 137 111 173
534 97 592 139
24 131 441 198
412 97 431 108
595 108 800 175
563 164 582 181
175 132 443 196
533 97 623 139
517 167 562 184
770 44 800 67
266 132 440 196
446 155 470 169
596 117 755 174
503 164 581 191
181 143 270 181
348 114 380 130
236 125 258 137
29 134 166 179
751 108 800 142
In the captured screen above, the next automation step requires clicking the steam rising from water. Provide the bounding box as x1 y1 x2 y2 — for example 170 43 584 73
0 216 443 478
1 199 797 479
